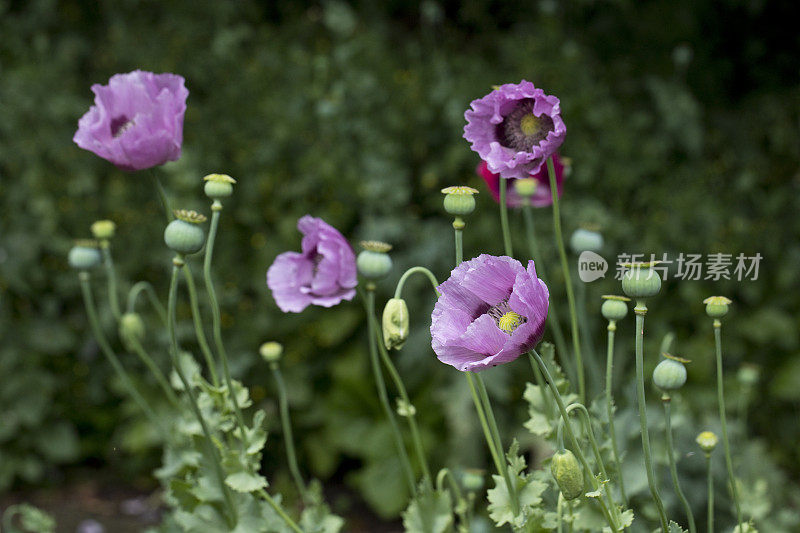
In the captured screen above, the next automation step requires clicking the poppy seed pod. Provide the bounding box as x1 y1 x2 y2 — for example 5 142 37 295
382 298 410 350
91 220 116 240
68 241 102 270
550 449 583 500
357 241 393 280
203 173 236 199
653 355 688 391
621 262 661 299
570 228 604 254
703 296 732 319
696 431 719 453
164 210 207 255
601 295 630 322
441 186 478 216
259 342 283 363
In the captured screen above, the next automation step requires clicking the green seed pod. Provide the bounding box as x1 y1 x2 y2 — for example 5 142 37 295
259 341 283 363
90 220 116 240
513 178 538 198
119 312 145 344
203 173 236 199
696 431 719 453
68 241 102 270
461 469 485 492
550 449 584 500
737 363 760 387
164 210 207 255
652 355 688 391
382 298 409 350
703 296 731 319
441 186 478 216
357 241 393 280
570 228 604 253
601 295 630 322
621 262 661 299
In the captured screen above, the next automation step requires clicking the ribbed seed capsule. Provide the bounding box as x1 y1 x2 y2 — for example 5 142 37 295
550 449 584 500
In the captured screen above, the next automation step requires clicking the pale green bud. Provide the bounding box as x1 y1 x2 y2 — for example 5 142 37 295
119 313 145 345
570 228 604 253
164 210 207 255
696 431 719 453
259 341 283 363
551 449 584 500
461 469 485 491
91 220 116 240
513 178 538 197
621 262 661 299
382 298 409 350
601 295 630 322
653 354 689 391
68 241 102 270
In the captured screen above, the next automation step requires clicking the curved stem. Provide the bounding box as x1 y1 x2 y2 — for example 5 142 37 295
271 362 307 500
662 398 696 533
394 266 440 299
150 170 172 222
126 335 180 408
100 243 122 320
180 264 220 387
79 273 162 433
706 453 714 533
126 281 168 325
257 489 304 533
605 322 628 505
547 157 585 402
714 321 743 529
167 263 236 527
364 286 416 494
527 353 554 423
634 304 669 531
203 206 248 456
498 178 514 256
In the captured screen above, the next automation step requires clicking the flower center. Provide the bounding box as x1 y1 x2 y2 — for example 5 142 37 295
487 299 527 334
311 252 324 277
110 115 135 138
496 99 555 152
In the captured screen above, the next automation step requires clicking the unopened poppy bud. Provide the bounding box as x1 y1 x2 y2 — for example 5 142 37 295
601 295 630 322
203 173 236 200
653 354 689 391
119 313 145 344
570 227 604 253
259 342 283 363
357 241 393 280
382 298 409 350
68 240 102 270
696 431 719 453
164 210 207 255
91 220 116 240
551 449 584 500
461 469 485 491
621 262 661 299
703 296 731 319
441 186 478 216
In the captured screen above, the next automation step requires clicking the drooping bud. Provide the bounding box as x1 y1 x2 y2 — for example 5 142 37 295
203 173 236 200
653 353 689 391
703 296 732 319
441 186 478 216
164 210 207 255
461 469 485 492
68 240 102 270
601 295 630 322
621 261 662 300
570 227 604 254
382 298 409 350
119 312 145 345
357 241 393 280
550 449 584 500
696 431 719 453
91 220 116 240
259 341 284 363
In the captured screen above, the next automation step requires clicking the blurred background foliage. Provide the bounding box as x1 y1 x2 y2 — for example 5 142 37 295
1 0 799 526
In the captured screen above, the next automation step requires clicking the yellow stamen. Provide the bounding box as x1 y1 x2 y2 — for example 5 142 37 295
498 311 524 333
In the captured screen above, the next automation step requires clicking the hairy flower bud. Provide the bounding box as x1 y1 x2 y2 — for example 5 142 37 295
91 220 116 240
653 354 689 391
696 431 719 453
203 173 236 199
164 210 207 255
441 186 478 216
550 449 584 500
382 298 409 350
621 262 661 299
68 241 102 270
357 241 393 280
703 296 732 319
570 227 603 253
601 295 630 322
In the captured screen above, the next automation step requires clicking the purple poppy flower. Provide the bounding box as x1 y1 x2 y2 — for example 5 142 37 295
73 70 189 171
267 215 357 313
464 80 566 179
431 255 549 372
477 153 565 208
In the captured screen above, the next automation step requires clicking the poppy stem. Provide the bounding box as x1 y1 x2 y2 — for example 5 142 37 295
706 452 715 533
662 396 697 533
498 178 514 256
394 266 440 299
126 281 168 326
269 360 308 501
99 241 122 320
180 264 220 387
605 321 628 505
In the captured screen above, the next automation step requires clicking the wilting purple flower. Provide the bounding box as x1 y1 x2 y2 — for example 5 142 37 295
477 153 565 208
431 255 549 372
73 70 188 171
267 215 357 313
464 80 566 179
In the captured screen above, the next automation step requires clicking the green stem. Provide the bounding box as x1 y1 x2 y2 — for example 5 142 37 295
634 304 669 531
528 353 554 422
498 178 514 256
575 278 600 390
662 397 696 533
706 453 714 533
167 263 236 527
257 489 304 533
100 243 122 320
364 286 416 494
557 492 564 533
151 171 172 222
547 157 585 402
394 266 440 299
436 467 470 530
79 273 163 433
605 322 628 505
127 335 180 408
270 362 307 499
203 205 248 456
714 321 743 529
454 218 464 264
126 281 168 325
181 264 220 387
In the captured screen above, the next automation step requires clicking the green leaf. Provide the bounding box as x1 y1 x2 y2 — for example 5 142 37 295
225 470 268 493
487 442 548 528
402 486 454 533
668 521 689 533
